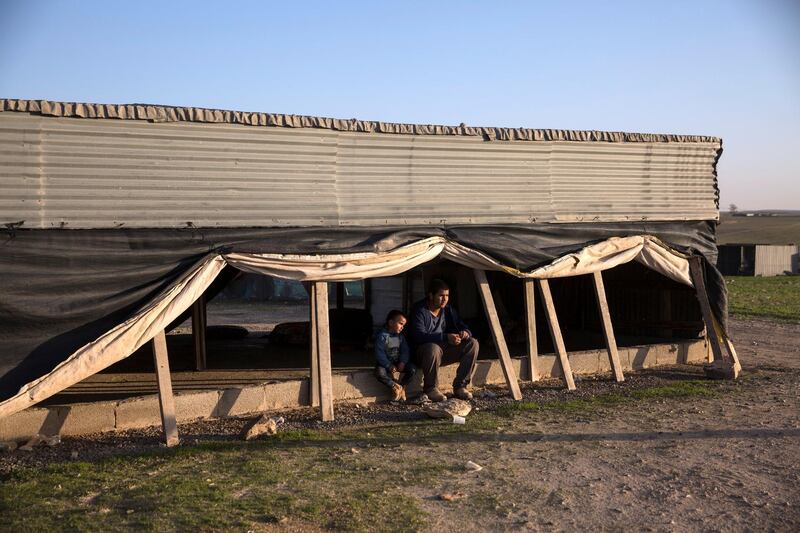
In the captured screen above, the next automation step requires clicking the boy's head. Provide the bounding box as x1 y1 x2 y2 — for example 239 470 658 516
426 278 450 310
385 310 407 334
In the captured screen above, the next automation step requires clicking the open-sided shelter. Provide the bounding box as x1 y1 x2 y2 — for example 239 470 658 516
0 99 739 443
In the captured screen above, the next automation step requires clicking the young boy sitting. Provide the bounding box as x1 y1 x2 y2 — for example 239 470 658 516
374 310 416 401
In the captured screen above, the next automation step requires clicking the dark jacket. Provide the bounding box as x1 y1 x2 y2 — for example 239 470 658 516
374 328 410 369
409 298 471 347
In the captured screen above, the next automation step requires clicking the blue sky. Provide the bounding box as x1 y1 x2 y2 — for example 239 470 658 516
1 0 798 210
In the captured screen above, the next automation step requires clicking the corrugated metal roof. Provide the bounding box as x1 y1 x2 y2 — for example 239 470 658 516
0 98 722 144
0 107 721 229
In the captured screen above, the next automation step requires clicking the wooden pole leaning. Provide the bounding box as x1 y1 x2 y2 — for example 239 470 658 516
474 270 523 400
313 281 335 421
152 330 179 447
537 279 577 391
309 283 320 407
523 279 540 382
688 257 738 379
191 295 207 371
591 271 625 382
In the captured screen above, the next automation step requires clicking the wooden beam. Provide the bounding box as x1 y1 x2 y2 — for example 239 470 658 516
537 279 576 391
723 335 742 375
309 284 320 407
689 257 740 379
474 270 522 400
313 282 335 421
688 258 726 364
523 279 539 382
592 271 625 382
191 295 207 371
152 330 179 447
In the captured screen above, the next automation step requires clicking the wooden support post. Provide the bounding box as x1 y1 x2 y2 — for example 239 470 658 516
592 271 625 382
689 257 738 379
523 279 539 382
309 284 320 407
152 330 179 447
313 281 335 421
537 279 576 391
724 336 742 375
474 270 522 400
688 258 726 364
191 295 207 371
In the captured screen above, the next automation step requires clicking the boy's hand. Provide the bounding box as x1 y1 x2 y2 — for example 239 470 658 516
459 330 470 340
389 366 398 374
447 333 462 346
396 362 405 372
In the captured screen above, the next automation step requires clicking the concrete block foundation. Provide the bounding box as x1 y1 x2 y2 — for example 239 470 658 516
0 339 710 442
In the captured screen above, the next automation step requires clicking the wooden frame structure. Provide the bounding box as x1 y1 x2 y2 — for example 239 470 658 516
152 330 179 446
309 282 335 421
520 274 625 389
296 267 636 422
191 295 207 371
688 258 740 378
592 272 625 382
142 261 724 436
537 279 576 391
523 279 539 382
474 270 523 400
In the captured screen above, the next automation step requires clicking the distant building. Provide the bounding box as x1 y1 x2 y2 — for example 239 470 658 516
717 244 799 276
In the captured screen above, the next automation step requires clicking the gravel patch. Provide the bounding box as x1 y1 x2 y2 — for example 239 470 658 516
0 365 710 475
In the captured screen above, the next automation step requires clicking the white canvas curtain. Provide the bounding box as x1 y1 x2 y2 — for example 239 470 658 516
0 235 693 420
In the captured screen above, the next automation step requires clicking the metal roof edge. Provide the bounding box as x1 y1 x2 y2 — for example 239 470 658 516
0 98 722 144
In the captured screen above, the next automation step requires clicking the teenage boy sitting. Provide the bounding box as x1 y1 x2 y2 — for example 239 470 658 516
409 279 478 402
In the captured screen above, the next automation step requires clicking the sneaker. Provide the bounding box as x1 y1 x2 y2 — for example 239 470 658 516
410 393 431 404
425 388 447 402
390 383 404 402
452 387 473 401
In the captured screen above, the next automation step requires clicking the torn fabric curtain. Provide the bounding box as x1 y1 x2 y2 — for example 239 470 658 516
0 231 715 420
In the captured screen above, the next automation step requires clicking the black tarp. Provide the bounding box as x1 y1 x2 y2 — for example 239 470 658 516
0 221 724 402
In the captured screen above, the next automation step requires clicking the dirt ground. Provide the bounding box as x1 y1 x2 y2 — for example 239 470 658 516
414 316 800 532
2 316 798 532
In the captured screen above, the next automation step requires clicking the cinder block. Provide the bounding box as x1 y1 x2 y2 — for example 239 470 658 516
175 390 219 422
568 351 601 375
655 344 680 366
684 340 709 363
214 386 265 417
0 406 68 441
628 345 658 370
468 359 502 386
535 355 559 379
263 380 304 411
334 370 385 400
115 395 161 430
60 402 116 436
596 351 613 373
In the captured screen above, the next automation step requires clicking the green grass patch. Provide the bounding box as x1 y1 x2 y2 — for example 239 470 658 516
726 275 800 323
0 381 723 531
0 415 509 533
494 381 717 418
0 433 442 532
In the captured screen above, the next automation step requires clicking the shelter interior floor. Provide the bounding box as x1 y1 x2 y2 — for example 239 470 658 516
40 330 691 406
